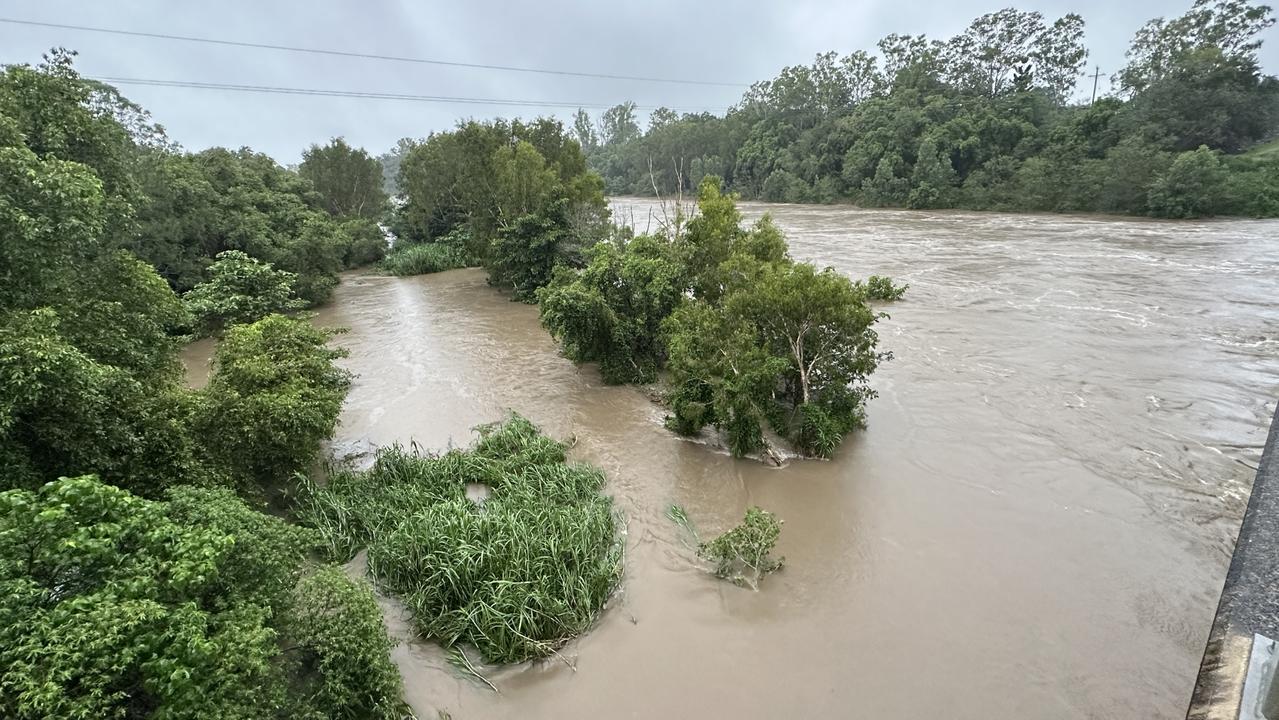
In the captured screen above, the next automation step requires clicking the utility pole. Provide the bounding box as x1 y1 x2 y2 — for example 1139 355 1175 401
1089 66 1103 105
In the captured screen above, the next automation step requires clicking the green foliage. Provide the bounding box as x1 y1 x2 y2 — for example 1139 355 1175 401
395 118 608 292
667 260 881 457
380 241 472 276
296 414 623 665
299 137 389 220
860 275 909 301
0 50 142 245
579 0 1279 217
0 476 404 719
337 216 389 268
0 309 206 495
0 86 211 495
697 507 785 590
196 315 351 494
283 568 408 720
130 146 352 302
0 51 400 718
1148 144 1231 217
487 198 574 301
537 232 686 383
663 298 790 456
184 250 306 336
1223 151 1279 215
1118 0 1275 94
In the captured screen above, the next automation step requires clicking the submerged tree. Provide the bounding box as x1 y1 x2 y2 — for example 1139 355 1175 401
668 504 785 590
665 259 882 458
699 507 785 590
538 231 688 383
195 315 351 496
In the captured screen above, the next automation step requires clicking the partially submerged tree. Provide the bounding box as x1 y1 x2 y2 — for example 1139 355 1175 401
538 231 686 383
668 504 785 590
195 315 351 496
666 259 882 457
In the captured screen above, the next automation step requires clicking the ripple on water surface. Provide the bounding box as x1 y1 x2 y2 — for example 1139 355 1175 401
185 201 1279 719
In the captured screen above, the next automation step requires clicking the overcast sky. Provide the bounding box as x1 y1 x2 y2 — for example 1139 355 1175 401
3 0 1276 163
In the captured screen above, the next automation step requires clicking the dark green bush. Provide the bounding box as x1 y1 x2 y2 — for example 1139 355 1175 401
860 275 908 302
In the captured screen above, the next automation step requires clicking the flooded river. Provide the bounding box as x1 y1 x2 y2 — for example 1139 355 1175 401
190 200 1279 718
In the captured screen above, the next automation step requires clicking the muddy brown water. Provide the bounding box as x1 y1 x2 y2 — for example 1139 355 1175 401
184 199 1279 719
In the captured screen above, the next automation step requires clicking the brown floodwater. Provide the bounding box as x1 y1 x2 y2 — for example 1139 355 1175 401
187 199 1279 719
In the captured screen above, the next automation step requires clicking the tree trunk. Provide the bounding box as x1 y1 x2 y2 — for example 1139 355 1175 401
792 335 809 405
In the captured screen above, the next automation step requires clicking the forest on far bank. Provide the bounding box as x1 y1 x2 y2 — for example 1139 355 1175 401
531 0 1279 218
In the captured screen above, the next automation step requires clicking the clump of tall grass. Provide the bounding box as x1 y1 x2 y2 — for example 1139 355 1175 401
296 414 623 665
379 242 472 276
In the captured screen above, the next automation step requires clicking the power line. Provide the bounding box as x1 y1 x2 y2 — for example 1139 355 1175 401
1 17 749 88
90 76 729 113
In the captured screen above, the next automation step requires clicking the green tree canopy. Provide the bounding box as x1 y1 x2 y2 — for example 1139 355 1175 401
183 250 306 337
0 476 405 719
298 137 388 219
195 315 351 496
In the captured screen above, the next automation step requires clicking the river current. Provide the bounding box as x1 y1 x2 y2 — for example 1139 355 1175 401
186 199 1279 718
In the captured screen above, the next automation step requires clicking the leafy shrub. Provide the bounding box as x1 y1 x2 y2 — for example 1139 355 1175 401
296 414 623 665
283 568 408 720
537 233 686 384
487 199 575 302
195 315 351 494
860 275 908 301
794 402 843 458
1147 145 1229 218
0 476 405 719
337 217 389 268
697 506 785 590
183 250 305 336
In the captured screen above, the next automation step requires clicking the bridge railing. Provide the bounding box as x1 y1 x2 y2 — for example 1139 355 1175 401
1188 403 1279 720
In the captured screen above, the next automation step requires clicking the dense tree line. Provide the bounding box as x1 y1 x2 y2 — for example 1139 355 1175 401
389 117 610 299
0 52 408 716
581 0 1279 218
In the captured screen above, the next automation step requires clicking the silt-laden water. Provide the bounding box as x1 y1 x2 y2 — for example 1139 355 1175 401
185 200 1279 718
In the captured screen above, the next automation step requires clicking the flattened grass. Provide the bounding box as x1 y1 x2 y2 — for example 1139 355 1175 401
297 414 623 665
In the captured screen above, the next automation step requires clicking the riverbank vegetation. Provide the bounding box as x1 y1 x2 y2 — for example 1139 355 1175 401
0 476 407 719
390 119 609 298
298 414 623 664
576 0 1279 218
379 227 477 276
1 52 411 715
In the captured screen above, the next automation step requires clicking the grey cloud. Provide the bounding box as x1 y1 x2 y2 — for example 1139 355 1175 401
2 0 1275 162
